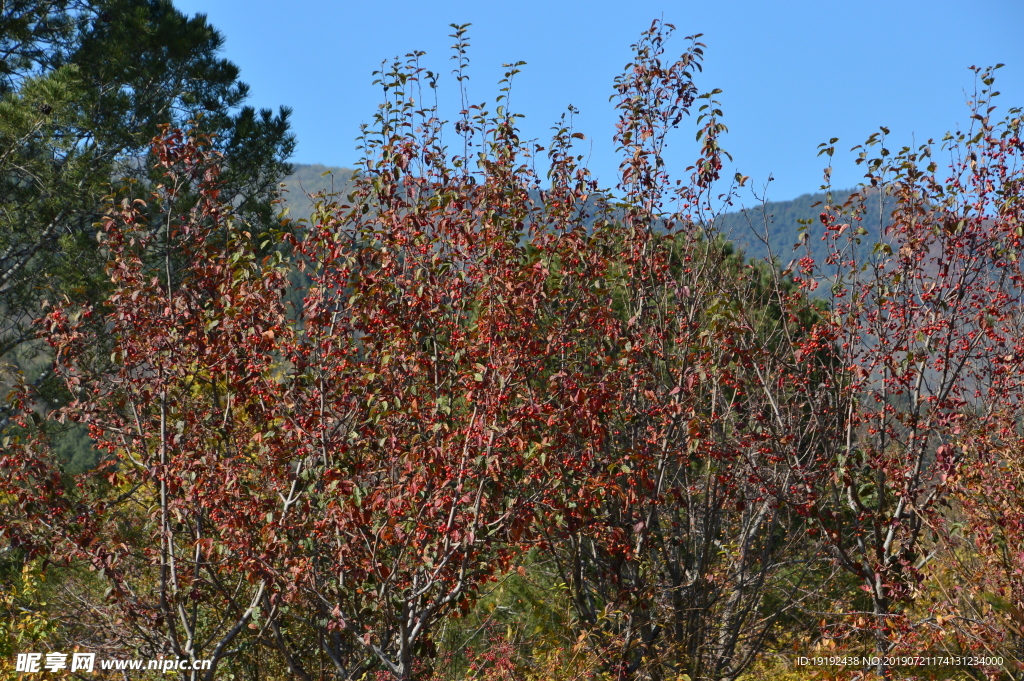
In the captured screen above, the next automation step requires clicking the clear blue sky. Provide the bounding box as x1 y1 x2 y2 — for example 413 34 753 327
175 0 1023 205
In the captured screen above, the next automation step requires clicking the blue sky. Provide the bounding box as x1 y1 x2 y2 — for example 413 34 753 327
174 0 1023 205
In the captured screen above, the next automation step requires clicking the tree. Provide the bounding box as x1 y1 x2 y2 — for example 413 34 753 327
9 21 813 680
5 17 1022 681
754 66 1024 672
0 0 294 363
6 36 605 676
524 25 832 681
3 129 293 679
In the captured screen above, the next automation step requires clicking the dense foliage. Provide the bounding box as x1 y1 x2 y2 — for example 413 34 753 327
3 15 1024 681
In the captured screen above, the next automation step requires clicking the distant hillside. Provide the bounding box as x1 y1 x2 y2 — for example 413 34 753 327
278 167 890 272
278 164 356 222
715 188 890 267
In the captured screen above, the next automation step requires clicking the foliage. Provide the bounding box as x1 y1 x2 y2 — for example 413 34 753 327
768 64 1024 670
0 0 294 364
0 559 61 681
3 129 288 678
3 17 1024 681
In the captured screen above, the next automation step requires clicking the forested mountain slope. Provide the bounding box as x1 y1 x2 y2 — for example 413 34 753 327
278 163 356 221
714 188 889 265
279 165 888 269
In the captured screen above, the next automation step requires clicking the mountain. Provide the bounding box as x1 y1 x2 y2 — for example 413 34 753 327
714 188 889 267
277 164 356 223
277 166 888 271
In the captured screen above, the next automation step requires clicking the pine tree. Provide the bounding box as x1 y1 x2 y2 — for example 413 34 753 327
0 0 294 362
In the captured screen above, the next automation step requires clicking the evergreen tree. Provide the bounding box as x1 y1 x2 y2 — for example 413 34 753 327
0 0 294 362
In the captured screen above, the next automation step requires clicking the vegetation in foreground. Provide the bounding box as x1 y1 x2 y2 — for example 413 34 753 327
3 11 1024 681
